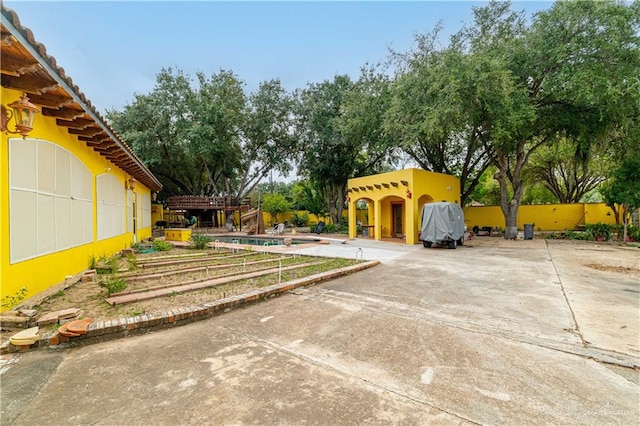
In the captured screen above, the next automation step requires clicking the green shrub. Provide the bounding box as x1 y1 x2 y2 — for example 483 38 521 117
585 223 613 241
1 287 28 310
153 240 173 251
189 232 212 249
95 255 119 274
324 222 338 233
100 276 127 295
126 254 138 269
290 212 309 227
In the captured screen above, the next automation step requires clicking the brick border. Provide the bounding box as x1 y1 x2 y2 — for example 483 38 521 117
1 260 379 354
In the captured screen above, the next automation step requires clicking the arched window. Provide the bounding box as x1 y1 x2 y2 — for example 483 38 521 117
9 139 93 263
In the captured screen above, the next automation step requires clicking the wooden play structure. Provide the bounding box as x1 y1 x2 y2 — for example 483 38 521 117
166 196 251 229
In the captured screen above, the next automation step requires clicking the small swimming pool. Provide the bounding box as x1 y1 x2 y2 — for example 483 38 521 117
211 236 320 246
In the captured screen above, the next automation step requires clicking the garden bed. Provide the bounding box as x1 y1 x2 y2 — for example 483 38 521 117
9 248 361 334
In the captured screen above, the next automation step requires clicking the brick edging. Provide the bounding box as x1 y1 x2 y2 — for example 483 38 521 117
1 260 380 354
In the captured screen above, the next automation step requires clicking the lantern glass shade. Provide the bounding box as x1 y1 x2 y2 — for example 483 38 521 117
7 93 39 138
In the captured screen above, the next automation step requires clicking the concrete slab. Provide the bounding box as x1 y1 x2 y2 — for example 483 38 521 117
294 237 419 261
1 238 638 424
545 241 640 356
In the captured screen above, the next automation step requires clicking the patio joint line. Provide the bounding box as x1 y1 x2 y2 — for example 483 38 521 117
221 325 481 426
545 240 587 347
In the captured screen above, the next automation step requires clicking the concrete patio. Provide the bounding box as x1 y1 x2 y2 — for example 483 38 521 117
1 237 638 424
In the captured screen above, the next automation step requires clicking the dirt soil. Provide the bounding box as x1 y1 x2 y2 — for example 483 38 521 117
1 248 356 341
583 263 640 274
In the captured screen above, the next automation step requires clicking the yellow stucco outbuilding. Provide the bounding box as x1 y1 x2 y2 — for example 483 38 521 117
347 168 460 245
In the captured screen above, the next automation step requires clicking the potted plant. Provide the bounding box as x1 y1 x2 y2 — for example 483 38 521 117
585 223 613 241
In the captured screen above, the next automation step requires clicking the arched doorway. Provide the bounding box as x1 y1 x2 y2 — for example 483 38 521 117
355 197 374 237
380 195 405 239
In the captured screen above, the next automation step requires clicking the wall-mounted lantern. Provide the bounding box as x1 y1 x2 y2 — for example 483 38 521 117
406 189 412 199
126 178 137 191
1 93 39 139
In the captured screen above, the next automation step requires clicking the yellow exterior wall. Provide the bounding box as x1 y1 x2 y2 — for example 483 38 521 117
165 228 192 242
583 203 619 226
151 204 164 226
463 203 622 232
261 211 331 227
1 88 153 308
347 169 460 244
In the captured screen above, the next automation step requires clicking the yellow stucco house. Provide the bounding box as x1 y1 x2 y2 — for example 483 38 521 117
347 168 460 245
1 7 162 308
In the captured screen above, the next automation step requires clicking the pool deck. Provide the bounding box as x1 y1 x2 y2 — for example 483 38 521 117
166 232 413 262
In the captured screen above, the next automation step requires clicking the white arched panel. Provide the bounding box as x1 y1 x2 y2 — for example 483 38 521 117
141 192 151 228
9 139 93 263
97 174 125 240
55 148 71 197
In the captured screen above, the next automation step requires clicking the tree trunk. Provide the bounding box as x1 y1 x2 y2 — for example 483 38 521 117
494 155 525 240
622 204 629 242
335 183 346 230
608 204 620 225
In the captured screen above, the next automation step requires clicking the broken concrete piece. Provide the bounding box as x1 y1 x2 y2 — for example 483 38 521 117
58 311 84 325
0 315 29 325
9 326 39 346
18 309 38 318
36 308 82 326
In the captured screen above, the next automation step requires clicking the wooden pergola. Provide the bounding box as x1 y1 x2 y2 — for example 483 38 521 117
167 196 251 228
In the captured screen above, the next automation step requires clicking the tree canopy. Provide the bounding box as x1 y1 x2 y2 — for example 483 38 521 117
108 1 639 237
107 68 295 204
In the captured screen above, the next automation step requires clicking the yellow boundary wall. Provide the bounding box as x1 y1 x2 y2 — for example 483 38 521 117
463 203 621 231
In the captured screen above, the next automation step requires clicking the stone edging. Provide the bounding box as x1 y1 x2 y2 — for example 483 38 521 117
1 260 380 354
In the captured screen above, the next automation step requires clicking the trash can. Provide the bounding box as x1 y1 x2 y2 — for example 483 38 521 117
362 226 369 237
524 223 534 240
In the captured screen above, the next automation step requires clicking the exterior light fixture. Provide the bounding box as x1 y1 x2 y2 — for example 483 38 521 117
1 93 39 139
127 178 137 191
406 189 412 199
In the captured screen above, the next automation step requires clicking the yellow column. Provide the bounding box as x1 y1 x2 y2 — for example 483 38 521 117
405 196 418 244
348 198 357 239
374 199 382 241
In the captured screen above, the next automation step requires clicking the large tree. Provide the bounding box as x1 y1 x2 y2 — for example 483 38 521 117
108 68 296 203
386 35 492 206
459 0 639 238
524 137 609 204
600 155 640 241
296 71 394 227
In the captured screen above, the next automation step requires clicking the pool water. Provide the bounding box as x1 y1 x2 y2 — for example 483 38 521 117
211 236 319 246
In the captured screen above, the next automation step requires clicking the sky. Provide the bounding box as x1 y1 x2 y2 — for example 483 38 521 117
4 1 553 115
